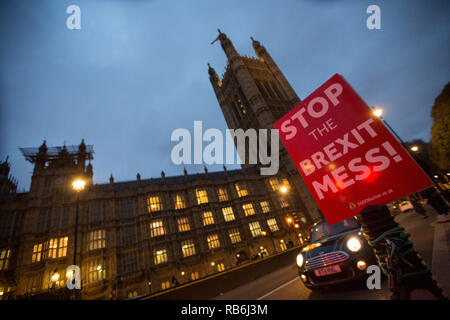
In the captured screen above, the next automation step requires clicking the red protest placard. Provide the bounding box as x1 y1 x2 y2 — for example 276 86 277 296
274 74 433 225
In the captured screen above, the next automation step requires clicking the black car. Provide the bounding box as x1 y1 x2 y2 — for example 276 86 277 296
296 218 377 290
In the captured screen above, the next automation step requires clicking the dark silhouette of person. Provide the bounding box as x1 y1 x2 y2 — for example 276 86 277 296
422 188 449 215
411 197 428 218
171 275 179 287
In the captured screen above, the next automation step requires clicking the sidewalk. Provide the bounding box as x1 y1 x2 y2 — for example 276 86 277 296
393 205 450 298
431 213 450 297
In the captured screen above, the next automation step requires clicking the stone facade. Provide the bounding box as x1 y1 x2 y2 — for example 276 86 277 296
0 141 308 299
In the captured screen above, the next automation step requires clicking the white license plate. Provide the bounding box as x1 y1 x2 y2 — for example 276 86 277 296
314 264 342 277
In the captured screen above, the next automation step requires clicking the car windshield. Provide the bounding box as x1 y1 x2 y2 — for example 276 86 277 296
310 219 359 242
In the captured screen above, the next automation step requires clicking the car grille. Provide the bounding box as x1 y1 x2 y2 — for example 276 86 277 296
306 251 349 271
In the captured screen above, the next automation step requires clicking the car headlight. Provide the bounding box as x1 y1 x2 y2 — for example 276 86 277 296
346 237 362 252
296 253 304 267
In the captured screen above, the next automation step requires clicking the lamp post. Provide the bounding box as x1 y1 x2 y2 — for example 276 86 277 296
72 178 85 299
372 107 406 147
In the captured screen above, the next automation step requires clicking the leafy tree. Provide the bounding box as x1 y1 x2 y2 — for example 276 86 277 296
430 82 450 170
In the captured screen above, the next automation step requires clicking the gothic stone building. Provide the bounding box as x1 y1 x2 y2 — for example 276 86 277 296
0 31 321 299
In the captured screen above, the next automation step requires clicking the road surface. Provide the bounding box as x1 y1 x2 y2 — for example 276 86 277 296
212 206 449 300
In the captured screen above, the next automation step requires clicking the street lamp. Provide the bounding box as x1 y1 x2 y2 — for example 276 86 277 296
373 108 383 118
72 178 86 299
72 179 86 191
51 270 60 283
280 186 287 193
410 146 419 152
372 106 406 146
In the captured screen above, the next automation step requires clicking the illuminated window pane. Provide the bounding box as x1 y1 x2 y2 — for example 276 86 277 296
249 222 262 237
177 217 190 232
196 189 209 205
174 194 186 210
32 243 43 263
181 240 196 258
217 188 228 202
222 207 235 222
217 263 225 272
242 203 255 216
202 211 215 226
154 249 168 265
190 272 199 281
206 234 220 249
89 230 106 250
88 259 105 283
150 220 166 237
147 195 163 212
228 229 241 244
235 184 248 197
269 178 279 191
161 280 170 290
267 218 279 232
0 249 11 271
260 201 270 213
57 237 68 257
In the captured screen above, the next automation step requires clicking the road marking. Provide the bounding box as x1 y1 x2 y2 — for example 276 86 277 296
256 277 300 300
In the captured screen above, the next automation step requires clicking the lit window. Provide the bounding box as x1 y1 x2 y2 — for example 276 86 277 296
0 249 11 271
260 201 270 213
196 189 208 205
269 178 279 191
235 184 248 197
217 263 225 272
190 272 199 281
147 195 163 212
177 217 191 232
120 199 134 218
154 249 168 265
228 229 242 244
27 274 42 293
222 207 235 222
249 221 262 237
150 220 166 237
217 188 228 202
174 194 186 210
280 198 289 208
128 291 139 298
48 237 68 259
88 260 105 283
267 218 279 232
282 178 290 187
202 211 215 226
88 230 106 250
32 243 43 263
161 280 171 290
206 234 220 249
181 240 196 258
242 203 255 216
